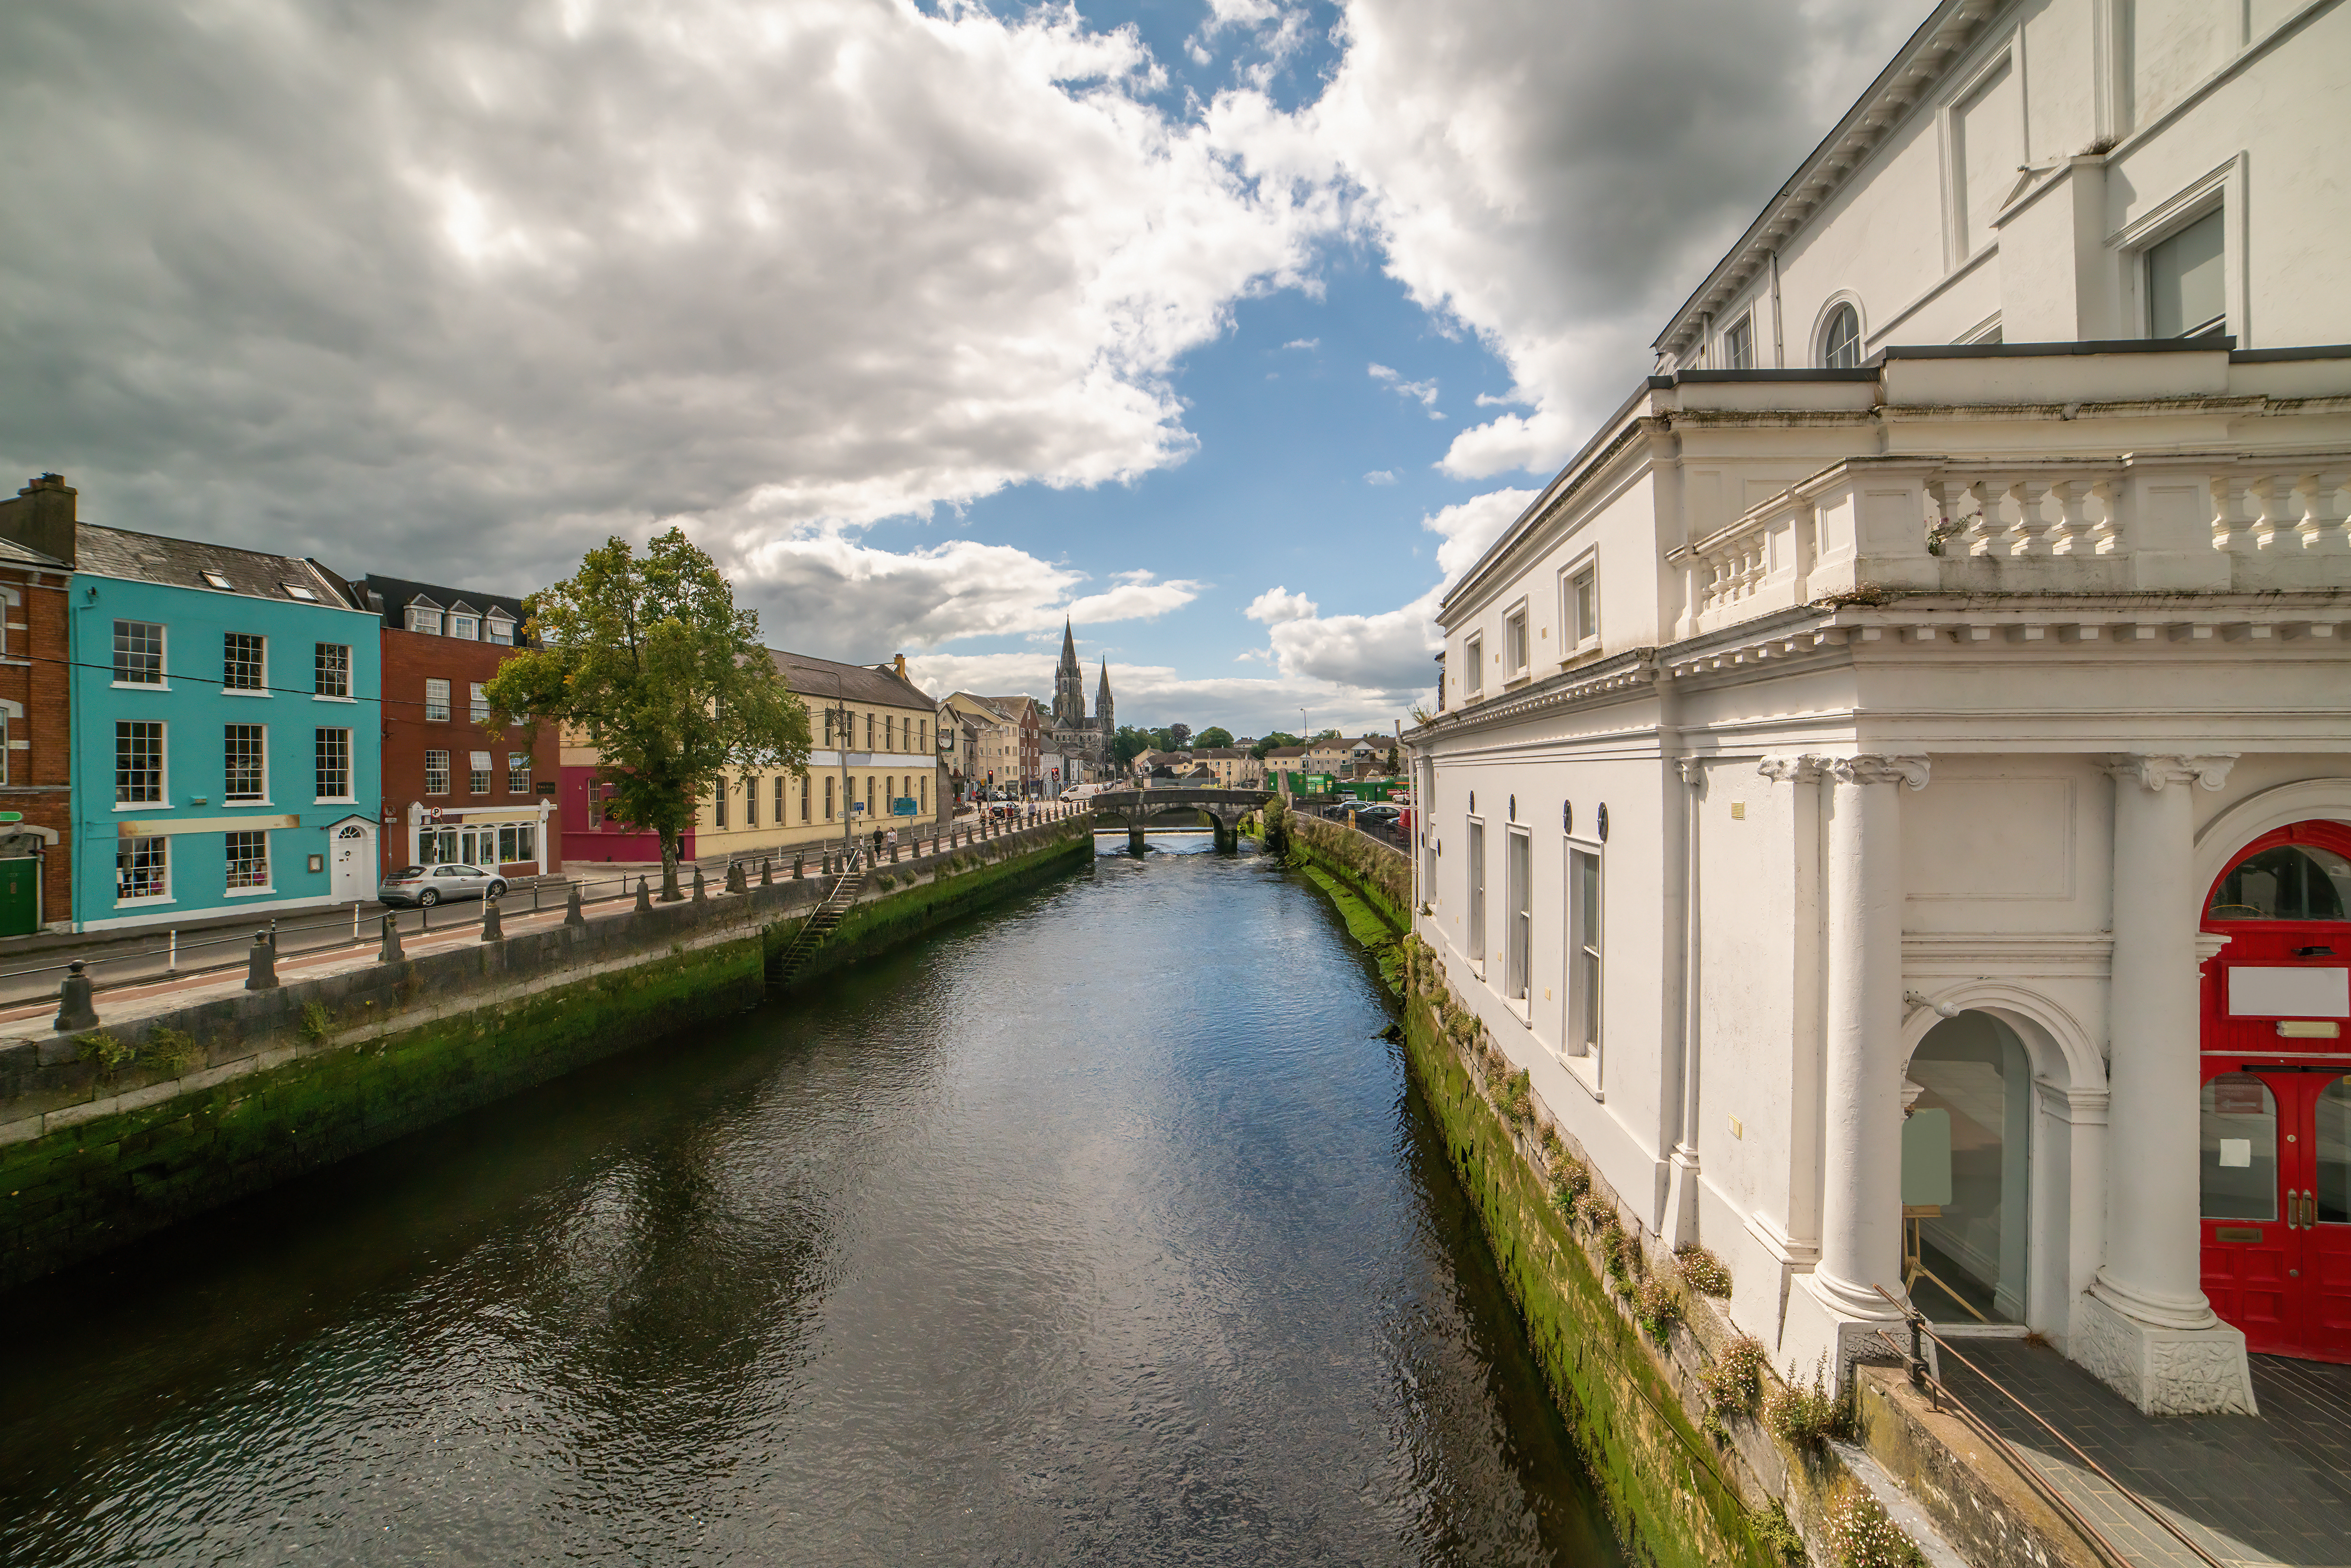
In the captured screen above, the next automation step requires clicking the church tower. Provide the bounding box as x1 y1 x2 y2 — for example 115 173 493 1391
1053 619 1086 731
1094 656 1113 745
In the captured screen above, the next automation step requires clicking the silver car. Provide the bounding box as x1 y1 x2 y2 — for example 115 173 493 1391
379 863 508 906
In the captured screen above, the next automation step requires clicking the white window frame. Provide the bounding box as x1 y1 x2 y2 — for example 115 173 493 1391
470 682 489 725
112 619 166 688
315 726 354 804
507 752 531 793
1463 634 1484 697
485 613 515 646
1562 557 1599 652
1466 815 1487 969
314 642 353 701
115 719 166 808
1505 826 1532 1009
222 632 268 695
1815 295 1865 369
451 615 479 641
1563 838 1605 1095
406 607 443 635
1503 600 1530 682
225 829 272 895
116 834 171 906
467 750 491 796
424 749 451 796
424 678 450 723
2113 157 2245 346
1721 313 1755 370
223 722 269 803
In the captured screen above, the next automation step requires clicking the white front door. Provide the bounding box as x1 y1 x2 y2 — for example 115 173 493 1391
331 821 375 903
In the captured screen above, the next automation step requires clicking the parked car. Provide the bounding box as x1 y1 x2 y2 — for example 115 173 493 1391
379 863 508 906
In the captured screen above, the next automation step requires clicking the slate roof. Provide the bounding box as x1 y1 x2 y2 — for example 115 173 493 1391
774 648 936 711
1192 747 1245 760
1262 746 1309 760
351 573 532 637
0 536 67 569
75 524 356 609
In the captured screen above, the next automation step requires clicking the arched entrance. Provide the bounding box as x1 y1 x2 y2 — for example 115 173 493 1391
2199 819 2351 1362
1905 1012 2034 1324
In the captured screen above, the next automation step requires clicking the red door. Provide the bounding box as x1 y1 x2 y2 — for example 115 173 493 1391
2200 819 2351 1361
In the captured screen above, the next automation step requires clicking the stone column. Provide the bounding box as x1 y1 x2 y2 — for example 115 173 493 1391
2075 755 2256 1414
1802 754 1928 1335
1665 757 1705 1249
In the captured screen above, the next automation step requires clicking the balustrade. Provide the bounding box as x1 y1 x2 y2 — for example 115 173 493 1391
1678 453 2351 639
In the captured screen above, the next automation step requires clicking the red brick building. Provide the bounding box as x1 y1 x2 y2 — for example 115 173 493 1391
0 476 77 933
350 575 560 878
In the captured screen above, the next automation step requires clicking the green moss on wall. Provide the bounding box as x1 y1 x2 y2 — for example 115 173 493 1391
0 938 765 1289
1399 990 1780 1568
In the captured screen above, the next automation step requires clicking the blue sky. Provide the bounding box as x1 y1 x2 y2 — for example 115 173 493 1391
0 0 1932 736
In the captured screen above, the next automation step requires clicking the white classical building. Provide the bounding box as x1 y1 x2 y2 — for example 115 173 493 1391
1409 0 2351 1415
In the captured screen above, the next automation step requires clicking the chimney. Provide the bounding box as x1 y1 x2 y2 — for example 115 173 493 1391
893 653 907 679
0 473 78 567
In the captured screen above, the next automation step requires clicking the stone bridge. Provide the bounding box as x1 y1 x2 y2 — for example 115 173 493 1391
1084 787 1272 853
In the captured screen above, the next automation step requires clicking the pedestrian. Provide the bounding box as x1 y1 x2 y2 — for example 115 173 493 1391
871 825 884 859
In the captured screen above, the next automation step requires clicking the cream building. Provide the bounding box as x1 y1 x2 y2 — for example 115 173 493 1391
1193 748 1264 789
1411 0 2351 1417
944 692 1019 798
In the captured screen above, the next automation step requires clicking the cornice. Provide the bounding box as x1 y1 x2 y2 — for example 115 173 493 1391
1415 651 1658 740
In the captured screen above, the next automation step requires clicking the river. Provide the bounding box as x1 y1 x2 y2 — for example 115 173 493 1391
0 835 1623 1567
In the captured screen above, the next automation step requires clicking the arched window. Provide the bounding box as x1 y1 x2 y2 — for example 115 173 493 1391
2207 823 2351 923
1821 302 1862 369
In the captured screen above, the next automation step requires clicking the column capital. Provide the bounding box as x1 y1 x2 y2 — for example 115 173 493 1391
1821 754 1931 790
1677 756 1707 785
2101 753 2238 793
1757 754 1824 783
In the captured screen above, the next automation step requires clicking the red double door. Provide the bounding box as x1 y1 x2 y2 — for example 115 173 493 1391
2199 820 2351 1362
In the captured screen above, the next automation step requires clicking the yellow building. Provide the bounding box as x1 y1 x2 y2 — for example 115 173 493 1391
565 649 942 866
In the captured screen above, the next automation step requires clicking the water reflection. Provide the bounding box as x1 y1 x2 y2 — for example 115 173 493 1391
0 835 1622 1567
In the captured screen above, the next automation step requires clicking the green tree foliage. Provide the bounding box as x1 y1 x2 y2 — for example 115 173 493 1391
1194 726 1233 749
1249 730 1302 758
1312 727 1342 742
486 528 812 898
1167 722 1191 749
1112 725 1153 768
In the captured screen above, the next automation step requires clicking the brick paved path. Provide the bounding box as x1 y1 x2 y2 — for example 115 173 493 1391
1933 1338 2351 1568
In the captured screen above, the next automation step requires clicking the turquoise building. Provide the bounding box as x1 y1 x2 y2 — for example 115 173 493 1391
62 525 381 932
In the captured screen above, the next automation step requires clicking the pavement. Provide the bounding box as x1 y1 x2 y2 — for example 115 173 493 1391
1932 1336 2351 1568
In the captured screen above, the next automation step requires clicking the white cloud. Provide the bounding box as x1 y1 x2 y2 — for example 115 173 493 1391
0 0 1335 590
1246 586 1320 625
1282 337 1319 350
1364 469 1397 485
1368 361 1442 418
1422 486 1537 583
727 527 1199 657
1309 0 1934 478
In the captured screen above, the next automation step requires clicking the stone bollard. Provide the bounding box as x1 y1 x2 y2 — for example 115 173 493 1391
564 883 586 927
635 875 653 912
379 913 405 963
793 852 805 880
245 931 280 990
691 867 707 903
891 838 900 864
726 860 746 895
53 960 98 1033
761 858 773 887
481 895 504 942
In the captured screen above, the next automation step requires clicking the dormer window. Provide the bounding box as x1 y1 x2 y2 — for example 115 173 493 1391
282 583 319 602
407 607 444 635
485 613 515 646
451 615 478 641
201 570 234 591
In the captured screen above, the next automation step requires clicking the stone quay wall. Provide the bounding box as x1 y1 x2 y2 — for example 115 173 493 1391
0 817 1091 1291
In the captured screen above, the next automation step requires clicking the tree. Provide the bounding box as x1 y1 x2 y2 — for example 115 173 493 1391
1195 726 1233 749
1312 727 1342 742
1250 731 1302 759
1112 725 1153 768
486 528 812 900
1167 722 1192 750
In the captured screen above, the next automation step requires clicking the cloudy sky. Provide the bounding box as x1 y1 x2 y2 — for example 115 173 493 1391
1 0 1931 736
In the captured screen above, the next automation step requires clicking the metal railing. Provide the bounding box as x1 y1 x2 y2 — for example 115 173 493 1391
0 803 1084 1015
1869 1285 2224 1568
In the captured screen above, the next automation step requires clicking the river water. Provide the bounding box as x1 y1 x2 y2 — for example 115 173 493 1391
0 836 1623 1567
